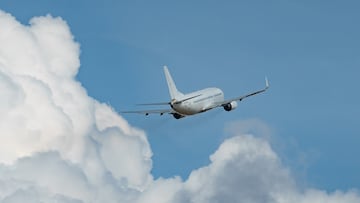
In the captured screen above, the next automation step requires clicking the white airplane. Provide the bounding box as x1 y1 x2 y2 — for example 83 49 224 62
122 66 269 119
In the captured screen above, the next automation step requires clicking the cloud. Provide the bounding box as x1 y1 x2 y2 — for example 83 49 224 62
0 10 151 202
0 9 359 203
176 134 295 203
169 134 360 203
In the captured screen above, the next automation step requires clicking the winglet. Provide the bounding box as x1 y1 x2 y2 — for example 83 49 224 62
265 77 269 89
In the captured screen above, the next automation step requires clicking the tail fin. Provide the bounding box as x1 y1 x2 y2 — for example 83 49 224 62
164 66 183 99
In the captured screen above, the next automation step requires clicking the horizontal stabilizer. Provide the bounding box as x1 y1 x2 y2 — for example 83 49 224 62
137 102 170 106
173 94 202 104
121 109 173 115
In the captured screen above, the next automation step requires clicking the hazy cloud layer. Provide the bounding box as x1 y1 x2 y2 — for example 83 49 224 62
0 10 359 203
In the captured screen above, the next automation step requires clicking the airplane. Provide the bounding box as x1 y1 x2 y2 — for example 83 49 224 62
122 66 269 119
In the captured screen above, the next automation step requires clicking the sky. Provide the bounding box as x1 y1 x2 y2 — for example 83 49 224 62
0 1 359 202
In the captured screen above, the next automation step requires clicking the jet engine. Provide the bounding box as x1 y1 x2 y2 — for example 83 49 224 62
223 101 238 111
173 113 185 119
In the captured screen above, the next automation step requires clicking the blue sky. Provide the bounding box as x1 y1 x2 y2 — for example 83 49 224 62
1 0 359 192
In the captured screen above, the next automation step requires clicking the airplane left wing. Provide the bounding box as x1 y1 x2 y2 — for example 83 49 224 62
217 77 269 107
121 109 174 116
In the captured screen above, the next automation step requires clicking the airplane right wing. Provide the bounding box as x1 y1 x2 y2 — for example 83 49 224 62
217 77 269 107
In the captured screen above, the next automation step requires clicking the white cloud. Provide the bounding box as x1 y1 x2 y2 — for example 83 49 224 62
170 134 360 203
0 9 359 203
168 134 295 203
0 10 152 202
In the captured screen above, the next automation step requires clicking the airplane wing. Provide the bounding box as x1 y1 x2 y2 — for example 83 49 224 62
217 77 269 106
121 109 174 116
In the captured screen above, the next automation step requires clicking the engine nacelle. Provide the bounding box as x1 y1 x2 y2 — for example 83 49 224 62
173 113 185 119
223 101 238 111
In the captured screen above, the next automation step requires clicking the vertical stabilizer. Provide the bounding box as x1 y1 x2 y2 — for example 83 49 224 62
164 66 183 99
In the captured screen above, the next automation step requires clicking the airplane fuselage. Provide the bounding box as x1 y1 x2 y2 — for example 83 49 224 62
172 88 224 115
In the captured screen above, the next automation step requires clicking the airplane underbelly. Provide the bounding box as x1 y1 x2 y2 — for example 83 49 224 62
173 104 201 115
173 101 213 115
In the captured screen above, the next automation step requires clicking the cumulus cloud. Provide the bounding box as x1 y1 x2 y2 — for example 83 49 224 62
0 10 151 202
0 9 359 203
